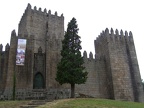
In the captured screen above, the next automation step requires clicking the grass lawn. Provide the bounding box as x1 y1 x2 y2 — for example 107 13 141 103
37 98 144 108
0 100 30 108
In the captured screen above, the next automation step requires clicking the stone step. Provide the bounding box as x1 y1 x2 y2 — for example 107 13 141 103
31 100 46 103
20 105 38 108
20 100 49 108
28 101 46 105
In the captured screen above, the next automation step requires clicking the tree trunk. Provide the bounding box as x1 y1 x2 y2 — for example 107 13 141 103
71 83 75 98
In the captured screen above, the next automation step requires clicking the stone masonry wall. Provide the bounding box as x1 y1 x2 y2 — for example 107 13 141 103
4 30 17 99
18 4 47 53
15 34 34 90
125 33 144 102
18 4 65 90
95 30 114 99
1 4 143 102
75 52 99 97
103 28 134 101
0 45 3 94
18 4 64 53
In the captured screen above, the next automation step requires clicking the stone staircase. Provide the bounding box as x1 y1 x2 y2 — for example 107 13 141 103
20 100 52 108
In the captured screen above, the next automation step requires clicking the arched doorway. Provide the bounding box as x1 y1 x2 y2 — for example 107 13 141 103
33 72 45 89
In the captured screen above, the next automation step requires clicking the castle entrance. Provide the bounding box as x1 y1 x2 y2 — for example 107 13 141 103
33 72 45 89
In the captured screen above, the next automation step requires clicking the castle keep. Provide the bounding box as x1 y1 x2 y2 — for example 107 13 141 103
0 4 143 102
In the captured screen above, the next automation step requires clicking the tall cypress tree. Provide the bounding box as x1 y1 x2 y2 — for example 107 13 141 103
56 17 88 98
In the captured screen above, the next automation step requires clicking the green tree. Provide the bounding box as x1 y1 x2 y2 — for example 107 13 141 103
56 17 88 98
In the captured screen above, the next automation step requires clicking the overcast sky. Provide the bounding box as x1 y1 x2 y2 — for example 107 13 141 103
0 0 144 79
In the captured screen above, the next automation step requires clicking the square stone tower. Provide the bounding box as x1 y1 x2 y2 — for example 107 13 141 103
76 28 144 102
3 4 70 100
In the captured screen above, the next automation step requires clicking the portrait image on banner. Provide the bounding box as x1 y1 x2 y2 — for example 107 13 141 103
16 39 27 65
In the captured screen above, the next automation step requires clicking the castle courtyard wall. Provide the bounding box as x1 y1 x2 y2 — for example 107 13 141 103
0 4 143 102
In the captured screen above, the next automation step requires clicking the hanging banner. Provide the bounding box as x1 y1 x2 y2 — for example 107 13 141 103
16 39 27 65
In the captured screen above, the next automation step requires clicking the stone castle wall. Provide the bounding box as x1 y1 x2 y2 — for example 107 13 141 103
0 4 68 100
0 44 9 95
0 4 143 102
96 28 135 101
76 28 144 102
76 51 111 98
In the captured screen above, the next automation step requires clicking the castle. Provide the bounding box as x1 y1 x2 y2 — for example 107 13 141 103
0 4 143 102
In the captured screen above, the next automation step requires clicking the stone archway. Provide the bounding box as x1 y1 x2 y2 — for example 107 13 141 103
33 72 45 89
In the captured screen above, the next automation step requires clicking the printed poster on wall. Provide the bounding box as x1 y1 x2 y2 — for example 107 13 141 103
16 39 27 65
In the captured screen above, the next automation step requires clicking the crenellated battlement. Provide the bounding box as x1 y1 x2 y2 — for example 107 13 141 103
94 28 135 57
83 51 94 61
22 3 64 18
0 44 10 52
95 28 134 55
0 44 3 52
83 50 105 63
19 3 64 37
11 29 17 37
5 43 10 51
83 51 87 58
95 28 134 44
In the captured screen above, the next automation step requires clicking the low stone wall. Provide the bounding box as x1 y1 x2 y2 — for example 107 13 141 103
0 88 71 100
